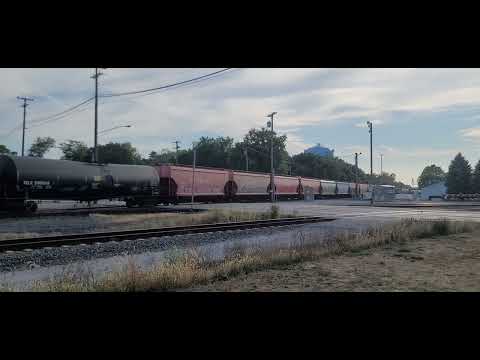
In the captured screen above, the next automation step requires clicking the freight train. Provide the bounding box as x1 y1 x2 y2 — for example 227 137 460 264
0 155 372 212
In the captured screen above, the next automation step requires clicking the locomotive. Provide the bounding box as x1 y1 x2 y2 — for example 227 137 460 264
0 155 372 212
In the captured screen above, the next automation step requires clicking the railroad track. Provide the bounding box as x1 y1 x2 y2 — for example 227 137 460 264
0 216 336 252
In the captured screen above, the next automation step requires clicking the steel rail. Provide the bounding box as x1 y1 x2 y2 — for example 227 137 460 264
0 216 335 252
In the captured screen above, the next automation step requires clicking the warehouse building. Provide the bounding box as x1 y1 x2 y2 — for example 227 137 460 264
419 181 447 201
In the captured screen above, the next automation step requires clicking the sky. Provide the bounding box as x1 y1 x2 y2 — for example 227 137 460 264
1 68 480 185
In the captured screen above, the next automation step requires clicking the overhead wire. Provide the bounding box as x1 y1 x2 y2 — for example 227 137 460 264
100 68 233 98
28 97 95 124
1 68 237 139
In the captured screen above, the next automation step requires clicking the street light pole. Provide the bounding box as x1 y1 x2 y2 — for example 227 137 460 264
367 121 374 205
380 153 383 175
367 121 373 176
267 112 277 202
355 152 362 199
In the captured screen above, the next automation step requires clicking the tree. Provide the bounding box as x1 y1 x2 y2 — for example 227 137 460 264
236 128 289 174
28 137 56 158
417 164 446 188
97 142 142 164
472 160 480 193
0 144 11 154
59 140 90 162
291 152 363 182
445 153 472 194
144 149 178 165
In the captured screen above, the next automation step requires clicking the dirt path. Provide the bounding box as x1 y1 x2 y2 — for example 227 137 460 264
188 232 480 292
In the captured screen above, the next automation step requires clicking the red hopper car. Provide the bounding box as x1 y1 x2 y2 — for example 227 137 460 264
155 164 231 203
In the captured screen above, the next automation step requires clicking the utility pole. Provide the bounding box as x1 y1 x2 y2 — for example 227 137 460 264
267 112 277 202
244 147 249 171
17 96 34 157
191 142 197 208
173 140 181 164
91 68 104 163
355 152 362 199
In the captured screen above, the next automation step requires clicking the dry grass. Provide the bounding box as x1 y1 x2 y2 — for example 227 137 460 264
0 232 40 240
0 206 295 241
26 218 479 292
90 206 297 230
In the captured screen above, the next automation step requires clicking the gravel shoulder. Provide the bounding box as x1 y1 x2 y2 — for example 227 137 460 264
188 232 480 292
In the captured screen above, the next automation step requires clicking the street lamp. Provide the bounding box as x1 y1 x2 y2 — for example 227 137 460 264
94 124 131 163
267 112 277 202
98 125 132 135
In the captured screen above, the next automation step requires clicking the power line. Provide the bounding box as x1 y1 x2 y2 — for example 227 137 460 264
28 97 94 124
28 105 91 129
113 69 240 101
0 124 23 140
100 68 233 98
2 69 236 137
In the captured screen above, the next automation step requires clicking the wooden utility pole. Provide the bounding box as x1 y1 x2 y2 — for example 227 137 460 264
17 96 34 157
267 112 277 202
173 140 181 164
91 68 104 163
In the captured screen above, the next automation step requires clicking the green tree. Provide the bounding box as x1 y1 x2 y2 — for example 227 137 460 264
193 136 235 168
417 164 446 188
291 152 363 182
144 149 179 165
28 137 56 158
445 153 472 194
97 142 142 164
236 128 289 174
59 140 91 162
164 136 237 169
472 160 480 193
0 144 11 154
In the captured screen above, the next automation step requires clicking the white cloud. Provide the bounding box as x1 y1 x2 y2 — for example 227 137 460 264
459 126 480 141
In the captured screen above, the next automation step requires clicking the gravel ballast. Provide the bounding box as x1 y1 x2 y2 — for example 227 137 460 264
0 217 380 274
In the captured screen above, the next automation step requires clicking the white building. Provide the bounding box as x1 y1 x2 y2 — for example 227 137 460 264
419 181 447 201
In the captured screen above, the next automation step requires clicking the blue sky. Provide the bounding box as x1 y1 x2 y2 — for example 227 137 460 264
1 68 480 185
